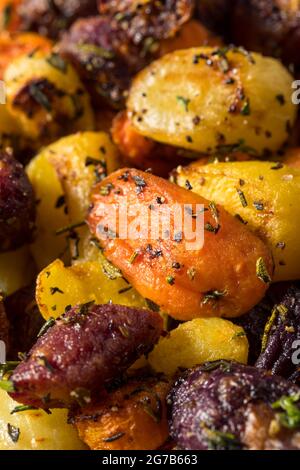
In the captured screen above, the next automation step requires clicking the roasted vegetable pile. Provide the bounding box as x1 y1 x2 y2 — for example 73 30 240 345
1 0 300 451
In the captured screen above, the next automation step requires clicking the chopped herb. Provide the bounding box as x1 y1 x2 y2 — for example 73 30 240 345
166 276 175 286
256 257 272 284
232 331 246 340
176 96 191 112
78 301 95 317
253 201 264 211
29 83 51 112
7 423 20 443
2 3 12 28
202 360 231 372
276 94 285 106
156 196 166 205
11 405 38 415
272 394 300 429
70 93 84 120
102 259 123 280
142 399 162 423
118 171 129 182
37 356 54 372
42 393 51 405
141 37 159 56
46 53 68 73
216 139 258 157
277 303 288 319
129 251 139 264
118 286 133 295
209 202 219 226
100 183 114 196
133 175 146 194
0 361 19 377
50 287 64 295
241 100 250 116
193 115 201 125
18 353 28 362
118 325 130 338
231 46 255 64
146 244 163 259
27 47 40 58
187 267 196 281
193 53 209 64
271 162 284 170
0 380 15 392
37 317 56 338
185 180 193 190
211 48 231 73
56 221 85 236
145 299 160 312
204 222 220 234
103 432 125 443
78 43 115 59
85 156 106 168
55 195 65 209
218 56 230 73
261 306 278 352
235 214 248 225
206 429 242 450
203 290 228 304
236 188 248 207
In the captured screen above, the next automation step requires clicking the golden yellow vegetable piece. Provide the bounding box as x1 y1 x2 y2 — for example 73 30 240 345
0 246 35 296
4 52 94 147
27 155 69 271
128 47 296 155
44 132 120 222
36 258 148 321
174 160 300 282
0 389 86 450
149 318 249 376
27 132 120 270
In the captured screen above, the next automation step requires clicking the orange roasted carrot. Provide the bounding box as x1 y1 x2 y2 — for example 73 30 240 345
159 19 222 57
73 375 171 451
87 168 274 321
111 111 193 177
